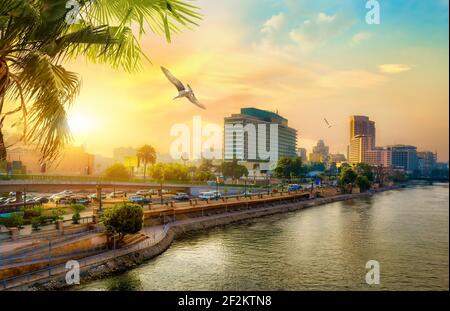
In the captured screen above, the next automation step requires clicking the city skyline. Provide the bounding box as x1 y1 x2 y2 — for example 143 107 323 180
3 0 448 161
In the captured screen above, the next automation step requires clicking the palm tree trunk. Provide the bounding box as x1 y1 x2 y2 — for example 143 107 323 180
1 58 10 162
0 128 7 162
143 163 147 181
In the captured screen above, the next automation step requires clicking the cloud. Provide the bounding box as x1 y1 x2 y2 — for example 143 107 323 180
259 13 286 47
316 70 387 89
261 13 286 34
378 64 413 74
289 12 354 51
352 32 372 45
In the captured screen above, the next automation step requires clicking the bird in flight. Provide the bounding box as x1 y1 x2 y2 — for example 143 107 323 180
161 66 206 110
324 118 335 128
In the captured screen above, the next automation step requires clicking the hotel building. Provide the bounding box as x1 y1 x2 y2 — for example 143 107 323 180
348 116 392 168
224 108 297 173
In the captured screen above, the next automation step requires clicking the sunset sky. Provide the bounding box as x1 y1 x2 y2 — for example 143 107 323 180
64 0 449 161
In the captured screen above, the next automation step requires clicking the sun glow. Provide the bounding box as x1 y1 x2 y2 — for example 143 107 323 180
68 112 96 135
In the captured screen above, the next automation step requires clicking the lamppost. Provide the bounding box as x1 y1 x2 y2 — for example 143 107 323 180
160 180 163 205
244 178 247 197
215 175 219 201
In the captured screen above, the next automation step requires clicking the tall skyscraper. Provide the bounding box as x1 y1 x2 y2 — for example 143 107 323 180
349 116 376 149
224 108 297 172
348 116 376 164
309 139 329 163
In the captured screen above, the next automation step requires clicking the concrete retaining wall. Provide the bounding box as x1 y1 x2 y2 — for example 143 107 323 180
17 186 399 290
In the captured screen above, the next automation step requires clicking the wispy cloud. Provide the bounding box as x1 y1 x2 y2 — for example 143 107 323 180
260 13 286 46
378 64 413 74
289 12 354 51
261 13 286 34
351 32 372 45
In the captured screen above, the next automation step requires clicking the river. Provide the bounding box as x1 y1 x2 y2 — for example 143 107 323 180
76 184 449 291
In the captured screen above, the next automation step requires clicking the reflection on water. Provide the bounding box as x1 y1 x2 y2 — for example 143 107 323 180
76 185 449 291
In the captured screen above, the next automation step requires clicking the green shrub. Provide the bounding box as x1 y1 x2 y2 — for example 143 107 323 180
70 204 86 213
72 211 81 224
102 203 143 244
51 208 66 221
2 213 24 229
23 206 43 219
31 217 41 230
356 174 371 192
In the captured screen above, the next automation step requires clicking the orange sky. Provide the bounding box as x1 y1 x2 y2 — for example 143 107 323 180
61 0 448 161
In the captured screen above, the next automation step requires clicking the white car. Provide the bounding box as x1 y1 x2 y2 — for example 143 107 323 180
199 191 221 200
136 190 151 196
109 191 126 198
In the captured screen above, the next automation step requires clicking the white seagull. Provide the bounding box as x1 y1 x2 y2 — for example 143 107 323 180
161 66 206 110
324 118 335 128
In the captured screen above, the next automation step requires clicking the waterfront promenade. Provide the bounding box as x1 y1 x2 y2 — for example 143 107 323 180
0 186 398 290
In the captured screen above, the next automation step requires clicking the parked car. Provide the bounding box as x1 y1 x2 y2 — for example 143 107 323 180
174 193 190 201
241 190 253 196
288 184 302 191
52 194 76 203
136 190 151 196
4 198 16 204
75 196 90 205
33 197 49 204
49 191 74 202
109 191 126 198
89 192 106 200
198 191 222 200
128 195 151 204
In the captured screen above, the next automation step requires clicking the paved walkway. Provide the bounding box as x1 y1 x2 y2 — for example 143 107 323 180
1 191 346 290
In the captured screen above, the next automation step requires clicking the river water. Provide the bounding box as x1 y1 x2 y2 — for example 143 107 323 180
76 185 449 291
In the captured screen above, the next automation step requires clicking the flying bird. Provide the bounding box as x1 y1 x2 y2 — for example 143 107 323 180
324 118 335 128
161 66 206 110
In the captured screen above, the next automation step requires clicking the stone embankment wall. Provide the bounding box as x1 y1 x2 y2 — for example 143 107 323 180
22 186 399 290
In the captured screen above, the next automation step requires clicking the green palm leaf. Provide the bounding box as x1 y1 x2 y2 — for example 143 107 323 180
0 0 201 164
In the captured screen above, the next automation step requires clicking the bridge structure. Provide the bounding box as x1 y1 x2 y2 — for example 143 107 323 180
0 179 205 194
0 176 218 210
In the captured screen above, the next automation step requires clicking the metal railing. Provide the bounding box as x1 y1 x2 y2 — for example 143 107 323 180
0 228 105 263
0 224 171 290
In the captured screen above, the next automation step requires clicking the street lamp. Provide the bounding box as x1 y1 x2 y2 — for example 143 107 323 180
244 178 247 197
215 175 219 200
160 180 163 205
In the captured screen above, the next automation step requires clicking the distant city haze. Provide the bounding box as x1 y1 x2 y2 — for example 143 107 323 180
10 0 446 161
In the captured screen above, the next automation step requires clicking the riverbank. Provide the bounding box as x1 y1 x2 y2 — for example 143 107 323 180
10 185 401 290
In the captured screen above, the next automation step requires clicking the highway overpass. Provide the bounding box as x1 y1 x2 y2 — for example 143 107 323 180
0 179 215 196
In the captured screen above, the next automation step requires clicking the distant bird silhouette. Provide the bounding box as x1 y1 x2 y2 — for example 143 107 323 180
161 66 206 110
324 118 335 128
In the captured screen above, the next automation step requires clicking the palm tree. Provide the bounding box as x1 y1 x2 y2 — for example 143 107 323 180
137 144 156 181
0 0 201 164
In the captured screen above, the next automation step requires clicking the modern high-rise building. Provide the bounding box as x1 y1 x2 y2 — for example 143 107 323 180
297 148 308 162
224 108 297 172
387 145 419 173
349 115 376 149
309 139 329 163
417 151 437 176
348 115 387 166
349 134 373 165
